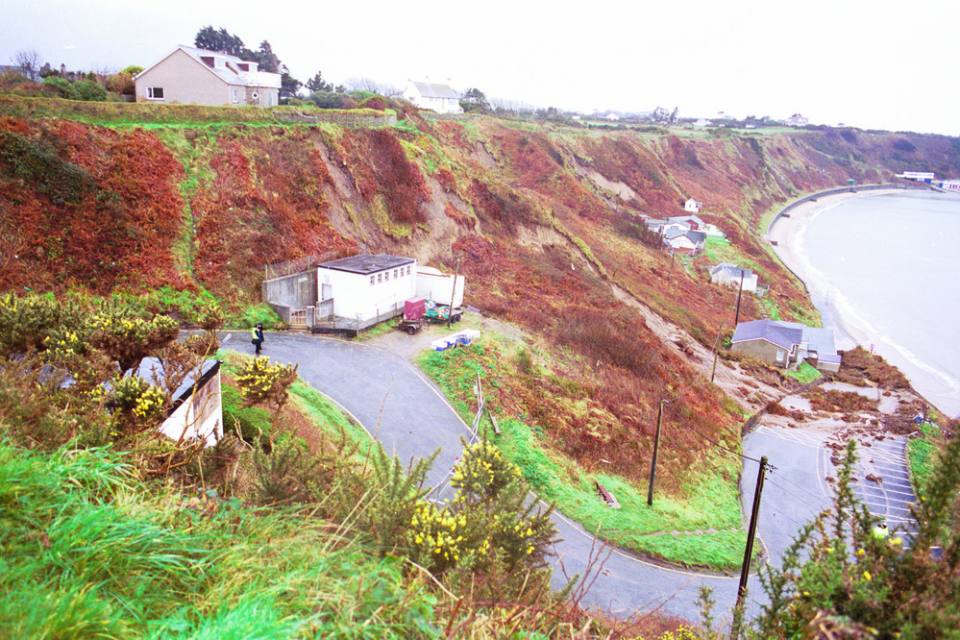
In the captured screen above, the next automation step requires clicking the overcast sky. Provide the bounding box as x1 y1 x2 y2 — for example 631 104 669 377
3 0 958 134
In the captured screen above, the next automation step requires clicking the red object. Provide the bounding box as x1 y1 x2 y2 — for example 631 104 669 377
404 297 426 321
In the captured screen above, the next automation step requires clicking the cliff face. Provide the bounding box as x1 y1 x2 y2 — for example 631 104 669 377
2 107 957 484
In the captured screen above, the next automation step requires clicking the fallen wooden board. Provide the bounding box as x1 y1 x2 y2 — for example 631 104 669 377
488 412 501 436
595 480 621 509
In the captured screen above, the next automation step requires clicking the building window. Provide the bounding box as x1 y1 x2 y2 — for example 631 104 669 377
384 271 390 281
407 265 412 276
393 269 398 279
147 87 164 100
377 273 382 283
775 349 785 363
369 275 374 286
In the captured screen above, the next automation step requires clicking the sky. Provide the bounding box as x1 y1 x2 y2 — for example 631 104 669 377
2 0 958 135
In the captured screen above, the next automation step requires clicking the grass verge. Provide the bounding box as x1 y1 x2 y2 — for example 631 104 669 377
908 420 941 497
418 339 746 570
784 361 822 385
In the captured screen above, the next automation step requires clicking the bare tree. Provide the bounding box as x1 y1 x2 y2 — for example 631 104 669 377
13 49 41 81
344 77 403 97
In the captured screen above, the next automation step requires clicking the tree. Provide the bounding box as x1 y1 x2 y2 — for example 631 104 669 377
254 40 280 73
305 70 333 93
194 26 252 58
74 79 107 101
460 87 491 113
13 49 41 81
280 68 302 100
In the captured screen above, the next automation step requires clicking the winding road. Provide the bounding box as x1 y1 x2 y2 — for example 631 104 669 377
222 330 912 623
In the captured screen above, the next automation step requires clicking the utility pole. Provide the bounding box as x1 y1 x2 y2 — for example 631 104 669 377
734 270 745 325
647 398 668 506
447 255 461 328
733 455 768 634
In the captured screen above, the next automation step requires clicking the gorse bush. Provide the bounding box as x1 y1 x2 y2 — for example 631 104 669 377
235 355 298 412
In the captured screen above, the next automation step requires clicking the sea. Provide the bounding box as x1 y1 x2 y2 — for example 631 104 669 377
795 190 960 418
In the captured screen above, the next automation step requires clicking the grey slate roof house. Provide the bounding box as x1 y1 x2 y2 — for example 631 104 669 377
663 227 706 252
731 319 841 372
710 263 759 292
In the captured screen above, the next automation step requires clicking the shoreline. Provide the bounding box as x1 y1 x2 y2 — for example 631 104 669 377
767 186 958 418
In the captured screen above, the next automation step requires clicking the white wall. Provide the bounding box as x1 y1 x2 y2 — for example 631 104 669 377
416 270 464 306
135 49 229 105
319 261 418 322
158 371 222 447
712 271 758 292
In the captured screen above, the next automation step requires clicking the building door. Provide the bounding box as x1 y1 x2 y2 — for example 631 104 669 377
321 284 332 301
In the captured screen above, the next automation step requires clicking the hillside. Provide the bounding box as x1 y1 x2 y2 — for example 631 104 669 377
2 96 958 561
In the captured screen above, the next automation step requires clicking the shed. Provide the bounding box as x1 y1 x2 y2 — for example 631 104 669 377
128 358 223 447
317 254 417 325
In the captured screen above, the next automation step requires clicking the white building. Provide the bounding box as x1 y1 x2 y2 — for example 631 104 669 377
317 254 418 324
693 118 713 129
684 198 702 213
416 266 465 306
134 46 281 106
896 171 935 183
663 228 706 253
941 179 960 192
131 358 223 448
403 81 463 114
786 113 809 127
710 263 758 293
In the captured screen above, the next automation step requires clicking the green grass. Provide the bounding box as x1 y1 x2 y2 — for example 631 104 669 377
908 421 941 497
288 380 377 458
356 318 399 342
222 383 273 443
227 303 283 330
759 296 781 320
417 341 747 570
0 439 439 638
784 361 822 385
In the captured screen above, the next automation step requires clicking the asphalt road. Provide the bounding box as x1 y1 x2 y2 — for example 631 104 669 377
221 332 913 623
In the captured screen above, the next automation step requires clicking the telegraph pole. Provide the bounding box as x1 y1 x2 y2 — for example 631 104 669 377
734 270 745 325
733 455 768 633
647 398 668 506
711 331 721 383
447 255 461 328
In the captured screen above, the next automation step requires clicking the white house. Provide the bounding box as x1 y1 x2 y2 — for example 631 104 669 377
130 358 223 448
317 254 418 325
663 228 706 253
684 198 702 213
415 266 465 306
786 113 809 127
693 119 713 129
403 81 463 114
710 263 758 293
134 46 281 106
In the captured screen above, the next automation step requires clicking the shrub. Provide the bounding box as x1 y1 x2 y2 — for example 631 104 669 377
88 305 179 371
73 79 107 102
234 356 298 412
105 374 167 430
42 75 77 99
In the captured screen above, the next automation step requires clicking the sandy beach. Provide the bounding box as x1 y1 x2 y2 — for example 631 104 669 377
768 188 904 350
768 187 960 417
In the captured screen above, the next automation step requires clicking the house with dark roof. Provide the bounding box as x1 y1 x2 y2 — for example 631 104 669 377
128 357 223 447
403 80 462 114
730 319 841 372
134 46 281 106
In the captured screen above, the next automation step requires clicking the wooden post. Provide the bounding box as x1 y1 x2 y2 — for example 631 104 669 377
734 270 745 325
711 331 721 383
647 398 667 506
448 255 461 328
733 456 768 635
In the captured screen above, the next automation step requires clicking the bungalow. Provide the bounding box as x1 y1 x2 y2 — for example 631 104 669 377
403 81 463 114
262 254 466 331
667 214 705 231
663 227 706 253
129 357 223 447
710 263 758 293
730 319 840 372
134 45 281 106
684 198 702 213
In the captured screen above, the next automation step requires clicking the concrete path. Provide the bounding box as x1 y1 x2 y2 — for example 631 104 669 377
221 331 914 623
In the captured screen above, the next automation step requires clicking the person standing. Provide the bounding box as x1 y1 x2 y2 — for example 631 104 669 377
250 323 265 355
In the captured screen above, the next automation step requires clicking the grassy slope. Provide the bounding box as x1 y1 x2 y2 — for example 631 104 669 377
0 392 442 639
418 338 745 570
908 421 942 497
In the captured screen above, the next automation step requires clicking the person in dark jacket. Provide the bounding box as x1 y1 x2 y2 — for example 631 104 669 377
250 323 265 355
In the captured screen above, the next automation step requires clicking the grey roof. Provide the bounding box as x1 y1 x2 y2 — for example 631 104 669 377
318 254 415 275
800 327 838 360
663 226 687 240
686 230 707 244
711 262 753 277
667 215 705 226
139 46 280 89
411 81 460 99
732 320 804 350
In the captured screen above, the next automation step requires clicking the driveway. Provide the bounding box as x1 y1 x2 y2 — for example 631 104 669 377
221 331 914 622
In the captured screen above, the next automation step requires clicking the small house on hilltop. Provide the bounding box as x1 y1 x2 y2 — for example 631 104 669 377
134 45 281 106
710 263 758 293
128 358 223 447
403 81 463 114
731 319 840 372
684 198 702 213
